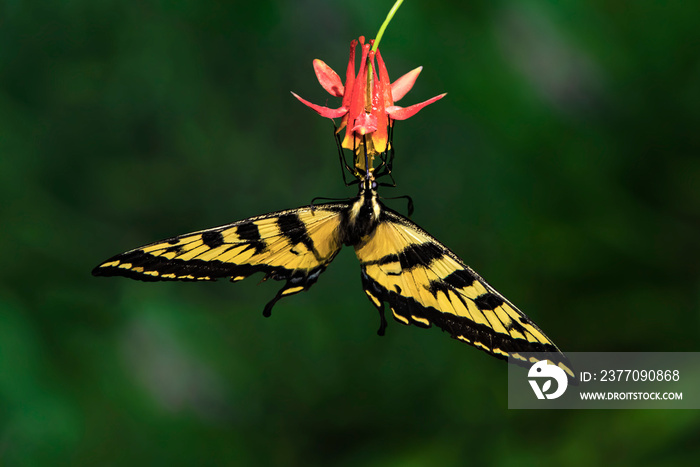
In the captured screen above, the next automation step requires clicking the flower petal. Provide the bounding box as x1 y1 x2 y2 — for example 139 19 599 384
290 92 348 118
351 112 378 135
391 66 422 102
375 50 394 109
340 40 358 108
371 50 390 154
313 59 344 97
386 93 447 120
342 41 372 151
347 42 371 116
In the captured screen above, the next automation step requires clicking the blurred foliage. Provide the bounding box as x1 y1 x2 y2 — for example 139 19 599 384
2 0 700 465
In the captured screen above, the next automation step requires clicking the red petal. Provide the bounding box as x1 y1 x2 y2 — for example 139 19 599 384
374 50 394 109
291 92 348 118
340 40 357 108
368 117 388 153
391 67 422 102
313 59 344 97
371 50 390 153
345 42 372 125
386 93 447 120
351 112 377 135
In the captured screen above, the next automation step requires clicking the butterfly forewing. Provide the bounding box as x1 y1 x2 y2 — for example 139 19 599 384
93 204 348 312
355 206 574 379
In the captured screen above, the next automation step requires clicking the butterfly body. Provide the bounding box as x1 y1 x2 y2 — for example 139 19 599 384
93 173 574 378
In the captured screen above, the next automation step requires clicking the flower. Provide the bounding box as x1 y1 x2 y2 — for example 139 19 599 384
292 37 445 161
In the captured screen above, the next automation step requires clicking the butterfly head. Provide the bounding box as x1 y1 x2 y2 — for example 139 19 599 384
355 166 379 198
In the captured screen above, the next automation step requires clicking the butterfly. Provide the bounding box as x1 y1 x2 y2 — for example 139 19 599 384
93 166 574 379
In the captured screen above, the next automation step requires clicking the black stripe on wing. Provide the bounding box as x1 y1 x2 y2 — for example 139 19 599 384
93 204 348 316
356 208 575 380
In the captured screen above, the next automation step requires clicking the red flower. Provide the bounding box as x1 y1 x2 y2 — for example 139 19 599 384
292 37 445 158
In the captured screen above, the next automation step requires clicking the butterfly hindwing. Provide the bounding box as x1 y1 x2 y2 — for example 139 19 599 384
355 206 575 379
93 203 348 315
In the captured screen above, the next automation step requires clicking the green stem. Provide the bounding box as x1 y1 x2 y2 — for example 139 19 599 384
372 0 404 52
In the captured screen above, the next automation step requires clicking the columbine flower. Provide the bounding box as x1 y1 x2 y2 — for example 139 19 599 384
292 37 445 158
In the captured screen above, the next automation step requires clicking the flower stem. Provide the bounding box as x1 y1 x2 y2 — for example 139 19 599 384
372 0 404 52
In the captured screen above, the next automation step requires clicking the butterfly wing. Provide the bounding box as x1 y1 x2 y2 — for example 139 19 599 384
355 206 574 379
93 203 348 315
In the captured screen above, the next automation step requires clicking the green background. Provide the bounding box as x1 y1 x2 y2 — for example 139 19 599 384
2 0 699 465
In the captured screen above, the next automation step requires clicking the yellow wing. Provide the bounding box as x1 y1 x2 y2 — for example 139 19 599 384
93 204 347 315
355 206 575 379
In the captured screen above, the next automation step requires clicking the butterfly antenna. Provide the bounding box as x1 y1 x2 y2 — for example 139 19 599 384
309 195 352 211
382 194 414 217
